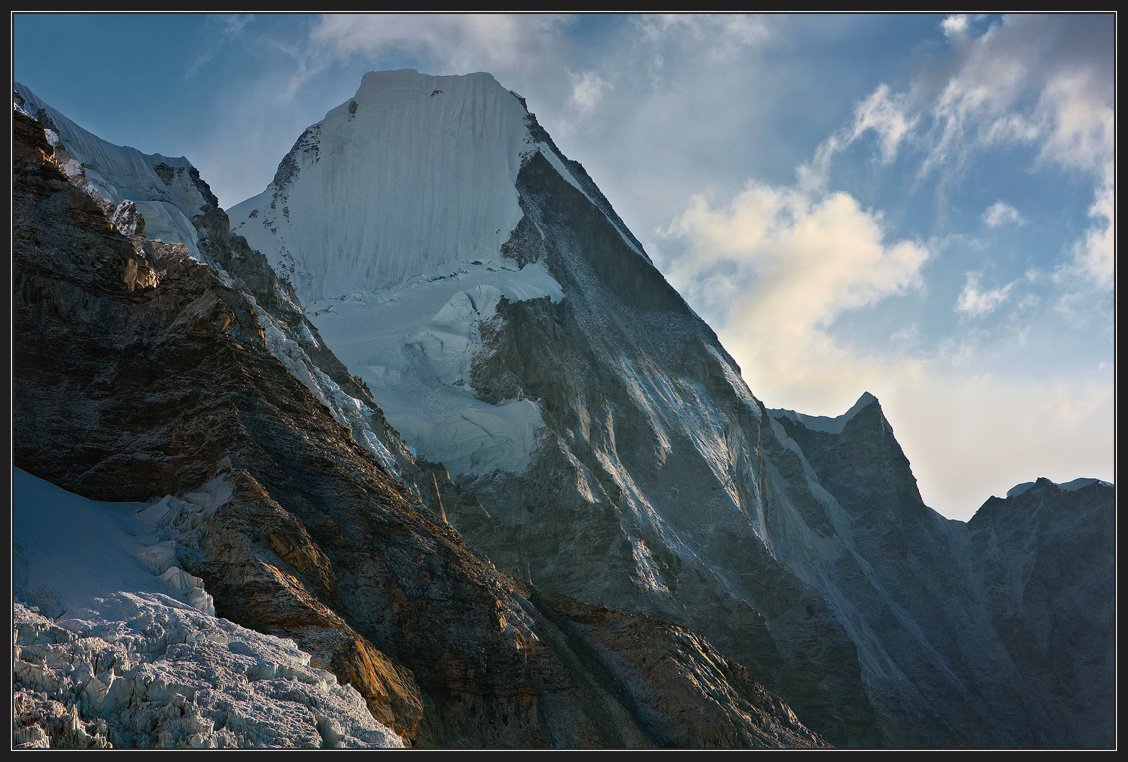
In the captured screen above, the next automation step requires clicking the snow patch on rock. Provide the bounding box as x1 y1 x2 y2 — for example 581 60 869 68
307 260 563 477
250 302 399 475
1005 476 1112 499
1059 476 1111 492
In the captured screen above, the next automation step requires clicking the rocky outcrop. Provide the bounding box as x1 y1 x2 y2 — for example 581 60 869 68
772 397 1035 746
773 401 1116 748
12 106 823 749
969 479 1115 748
111 199 146 238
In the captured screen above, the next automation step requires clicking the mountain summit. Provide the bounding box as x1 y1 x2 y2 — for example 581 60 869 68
230 70 643 302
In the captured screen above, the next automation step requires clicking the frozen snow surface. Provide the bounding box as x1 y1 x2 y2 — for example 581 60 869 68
14 83 212 264
12 467 224 619
1005 476 1112 499
1060 477 1111 492
11 469 403 749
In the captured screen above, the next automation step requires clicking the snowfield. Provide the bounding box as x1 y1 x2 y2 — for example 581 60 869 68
308 259 563 476
230 70 535 302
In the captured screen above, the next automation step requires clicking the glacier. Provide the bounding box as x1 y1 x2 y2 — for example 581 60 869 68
12 469 404 749
229 70 593 477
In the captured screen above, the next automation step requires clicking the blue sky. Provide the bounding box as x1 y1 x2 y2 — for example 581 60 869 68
13 13 1114 520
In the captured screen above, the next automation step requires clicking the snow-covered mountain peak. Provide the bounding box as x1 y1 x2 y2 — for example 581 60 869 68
342 69 530 151
1005 476 1112 499
356 68 512 97
13 83 215 264
769 391 880 435
230 69 648 305
225 69 652 478
229 70 545 303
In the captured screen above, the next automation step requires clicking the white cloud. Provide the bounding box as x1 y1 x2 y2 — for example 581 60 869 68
662 183 928 344
922 15 1113 184
288 14 580 106
309 13 574 75
800 83 917 192
956 271 1014 316
1034 66 1115 177
568 71 609 115
186 13 256 79
660 179 931 418
940 14 970 38
816 15 1112 294
852 84 918 165
1073 180 1114 284
1053 177 1114 292
981 200 1023 228
635 13 769 50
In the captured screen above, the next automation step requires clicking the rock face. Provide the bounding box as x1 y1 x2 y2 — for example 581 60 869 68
969 478 1115 748
11 102 825 750
225 69 1114 749
771 399 1033 746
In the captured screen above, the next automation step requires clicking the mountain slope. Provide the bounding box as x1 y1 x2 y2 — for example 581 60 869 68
11 96 825 750
968 478 1115 748
770 398 1036 746
227 69 1114 748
